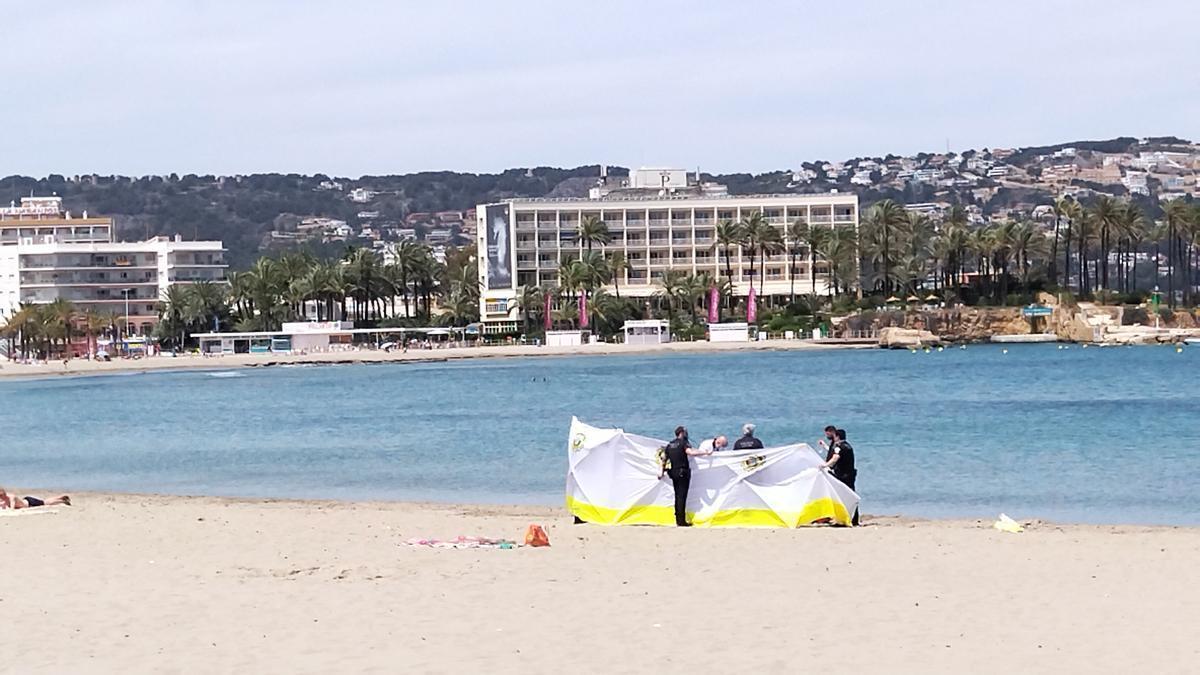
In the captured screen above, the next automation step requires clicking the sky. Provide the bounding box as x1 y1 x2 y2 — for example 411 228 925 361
3 0 1198 177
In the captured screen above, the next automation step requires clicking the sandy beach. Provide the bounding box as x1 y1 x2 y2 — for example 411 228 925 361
1 493 1196 673
0 339 873 380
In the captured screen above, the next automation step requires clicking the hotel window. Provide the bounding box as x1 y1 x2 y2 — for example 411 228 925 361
484 300 508 314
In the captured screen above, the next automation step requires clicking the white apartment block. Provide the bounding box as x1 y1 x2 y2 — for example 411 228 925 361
0 196 226 334
476 184 858 327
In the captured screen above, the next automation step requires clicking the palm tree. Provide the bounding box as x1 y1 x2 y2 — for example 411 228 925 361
1057 198 1082 294
575 216 610 252
81 308 108 358
654 269 690 325
754 220 784 297
606 250 629 299
1090 196 1121 293
738 212 765 294
1163 199 1191 307
864 199 907 295
516 285 543 336
799 219 829 298
714 219 744 285
46 298 76 358
1114 202 1145 294
556 258 590 327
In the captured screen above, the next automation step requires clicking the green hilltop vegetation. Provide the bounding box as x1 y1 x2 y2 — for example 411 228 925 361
3 135 1194 270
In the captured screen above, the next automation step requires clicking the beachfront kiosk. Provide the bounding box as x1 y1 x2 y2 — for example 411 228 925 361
194 322 473 355
622 320 670 345
707 322 749 342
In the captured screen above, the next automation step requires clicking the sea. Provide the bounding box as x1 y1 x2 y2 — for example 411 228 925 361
1 345 1197 525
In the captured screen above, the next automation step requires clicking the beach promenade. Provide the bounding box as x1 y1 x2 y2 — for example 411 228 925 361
1 493 1197 673
0 339 873 379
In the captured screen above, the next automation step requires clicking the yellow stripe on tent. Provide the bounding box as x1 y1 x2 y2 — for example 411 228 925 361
565 496 852 528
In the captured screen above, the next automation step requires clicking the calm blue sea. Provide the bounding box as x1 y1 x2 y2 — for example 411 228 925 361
1 345 1197 525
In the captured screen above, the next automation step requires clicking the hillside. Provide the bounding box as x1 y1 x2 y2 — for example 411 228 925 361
1 136 1195 269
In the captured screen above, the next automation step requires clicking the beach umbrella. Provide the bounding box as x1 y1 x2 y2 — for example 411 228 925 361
906 295 921 303
579 291 589 329
544 292 553 331
707 286 719 324
747 286 757 324
885 295 901 303
925 294 940 301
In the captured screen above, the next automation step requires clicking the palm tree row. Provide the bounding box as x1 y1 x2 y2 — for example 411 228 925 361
217 244 470 334
1 299 114 360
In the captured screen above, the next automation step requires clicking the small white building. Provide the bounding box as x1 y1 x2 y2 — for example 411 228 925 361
708 322 749 342
545 330 587 347
622 320 670 345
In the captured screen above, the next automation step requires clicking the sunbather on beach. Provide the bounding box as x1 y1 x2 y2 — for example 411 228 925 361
0 487 71 509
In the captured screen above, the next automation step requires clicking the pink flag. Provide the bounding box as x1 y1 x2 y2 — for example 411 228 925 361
544 292 553 331
747 286 757 324
707 286 719 323
579 291 589 329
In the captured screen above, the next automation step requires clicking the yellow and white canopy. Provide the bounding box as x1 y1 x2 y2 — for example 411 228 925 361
566 417 859 527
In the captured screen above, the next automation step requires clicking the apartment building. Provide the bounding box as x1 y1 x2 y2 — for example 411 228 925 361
0 197 226 334
476 169 859 327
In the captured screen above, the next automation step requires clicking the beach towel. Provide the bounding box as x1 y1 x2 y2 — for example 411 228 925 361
404 536 518 549
0 508 59 517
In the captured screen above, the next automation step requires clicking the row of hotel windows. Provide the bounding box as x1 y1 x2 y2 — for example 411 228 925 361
516 250 810 265
513 264 829 286
512 207 856 228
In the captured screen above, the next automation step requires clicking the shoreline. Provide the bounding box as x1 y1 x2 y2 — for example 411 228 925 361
4 490 1198 672
10 489 1198 531
0 338 876 380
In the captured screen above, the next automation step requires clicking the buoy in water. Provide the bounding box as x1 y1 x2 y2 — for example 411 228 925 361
937 346 944 352
1002 348 1008 354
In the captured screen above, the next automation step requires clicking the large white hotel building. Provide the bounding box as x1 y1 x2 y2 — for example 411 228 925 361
0 196 227 335
476 168 859 329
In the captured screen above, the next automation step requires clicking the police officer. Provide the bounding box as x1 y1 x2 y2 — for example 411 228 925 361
822 428 859 526
660 425 714 527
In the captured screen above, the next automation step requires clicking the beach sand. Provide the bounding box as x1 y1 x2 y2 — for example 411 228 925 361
1 493 1196 673
0 338 872 380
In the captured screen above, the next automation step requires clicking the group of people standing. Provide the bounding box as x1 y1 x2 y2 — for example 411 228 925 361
658 423 859 527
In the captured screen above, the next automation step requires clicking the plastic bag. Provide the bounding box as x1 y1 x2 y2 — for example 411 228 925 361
524 523 550 547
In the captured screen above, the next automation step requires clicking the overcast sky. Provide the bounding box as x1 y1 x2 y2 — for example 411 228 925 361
5 1 1198 177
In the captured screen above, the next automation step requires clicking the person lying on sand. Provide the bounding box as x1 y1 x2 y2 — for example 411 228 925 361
0 487 71 509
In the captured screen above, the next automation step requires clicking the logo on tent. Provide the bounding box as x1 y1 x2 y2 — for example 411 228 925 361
657 447 667 467
742 455 766 471
570 433 586 451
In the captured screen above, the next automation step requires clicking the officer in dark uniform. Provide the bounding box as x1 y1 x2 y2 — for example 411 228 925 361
822 428 859 526
660 425 713 526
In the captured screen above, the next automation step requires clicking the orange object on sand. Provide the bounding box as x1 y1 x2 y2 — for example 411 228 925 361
524 524 550 547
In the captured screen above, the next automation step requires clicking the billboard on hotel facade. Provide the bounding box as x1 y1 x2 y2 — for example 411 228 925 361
485 203 512 289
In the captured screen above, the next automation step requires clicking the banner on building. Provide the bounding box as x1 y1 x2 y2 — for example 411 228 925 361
485 204 513 289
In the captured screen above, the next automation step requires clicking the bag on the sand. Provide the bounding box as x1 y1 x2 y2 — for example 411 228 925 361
524 524 550 547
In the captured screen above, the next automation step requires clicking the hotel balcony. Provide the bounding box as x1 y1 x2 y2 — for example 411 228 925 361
626 219 646 228
648 219 669 227
671 236 691 245
515 219 536 231
648 239 669 247
538 259 558 269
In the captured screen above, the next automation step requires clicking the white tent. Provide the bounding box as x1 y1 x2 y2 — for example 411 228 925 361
566 417 859 527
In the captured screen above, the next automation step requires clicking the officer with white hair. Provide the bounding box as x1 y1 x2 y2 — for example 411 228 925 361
733 423 764 450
